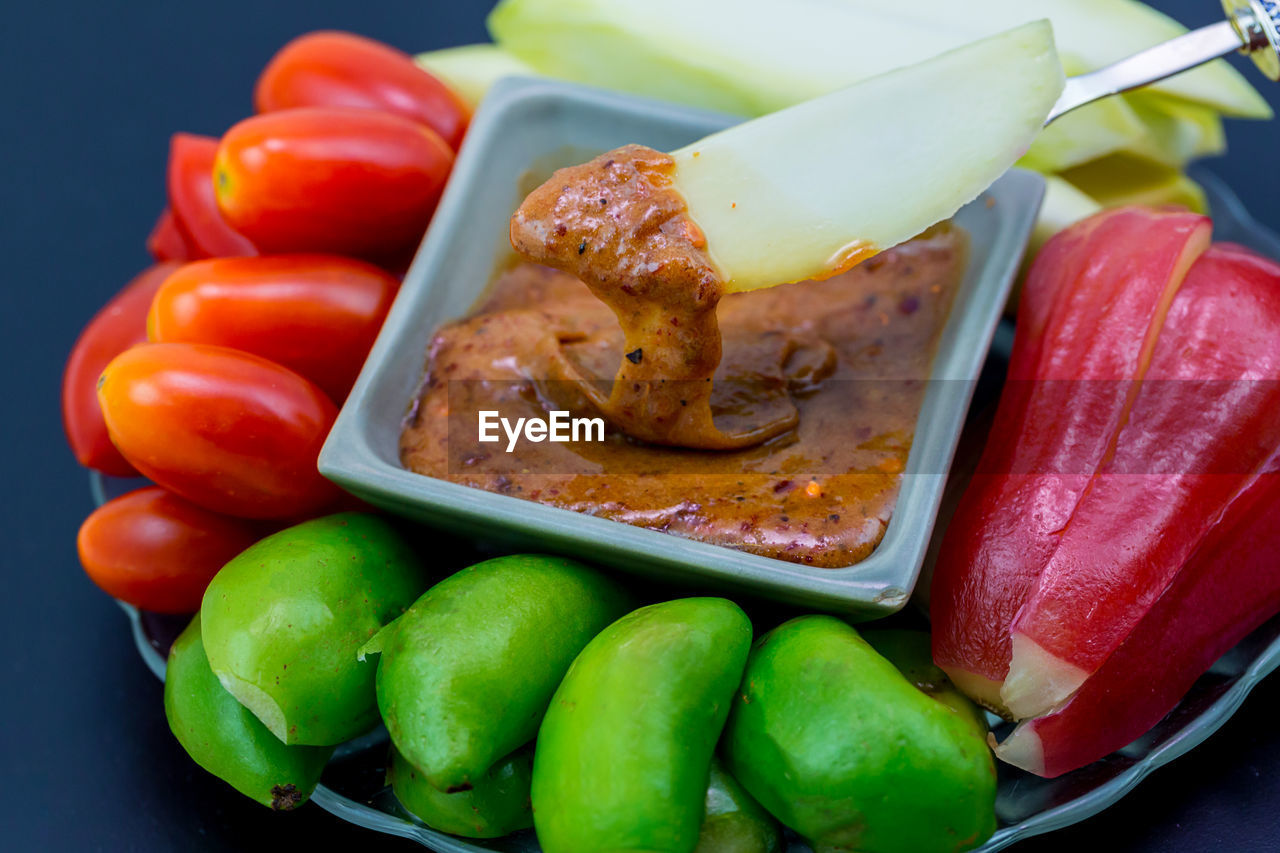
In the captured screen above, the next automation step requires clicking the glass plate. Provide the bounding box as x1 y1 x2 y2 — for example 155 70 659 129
102 169 1280 853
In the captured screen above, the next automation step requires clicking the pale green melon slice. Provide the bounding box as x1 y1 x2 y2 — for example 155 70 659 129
1031 177 1105 257
668 22 1063 292
414 44 535 110
488 0 1270 120
1020 95 1149 173
1061 154 1208 212
1123 92 1227 165
864 0 1270 118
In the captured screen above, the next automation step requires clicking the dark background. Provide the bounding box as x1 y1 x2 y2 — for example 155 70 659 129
3 1 1278 850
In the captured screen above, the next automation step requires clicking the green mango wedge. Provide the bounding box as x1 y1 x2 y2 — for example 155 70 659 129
722 616 996 853
696 757 782 853
164 615 333 810
389 744 534 838
532 597 753 853
862 628 992 742
369 554 630 793
201 513 429 746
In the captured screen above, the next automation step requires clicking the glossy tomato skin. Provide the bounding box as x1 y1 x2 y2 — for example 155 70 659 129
168 133 258 259
63 263 180 476
255 30 469 150
147 208 195 262
147 255 398 402
98 342 342 519
78 487 261 612
214 107 453 259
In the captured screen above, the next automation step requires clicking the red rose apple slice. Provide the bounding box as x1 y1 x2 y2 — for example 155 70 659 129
930 207 1211 715
1001 243 1280 720
997 449 1280 777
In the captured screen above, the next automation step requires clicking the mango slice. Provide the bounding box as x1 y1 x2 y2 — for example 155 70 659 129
414 44 534 110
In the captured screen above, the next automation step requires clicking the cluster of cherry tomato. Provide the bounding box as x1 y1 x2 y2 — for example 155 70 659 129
63 32 470 614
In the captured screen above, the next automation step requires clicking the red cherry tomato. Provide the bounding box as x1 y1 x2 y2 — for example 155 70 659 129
213 107 453 260
255 30 469 150
97 342 341 519
146 208 195 262
62 263 180 476
168 133 258 259
147 255 398 402
78 487 261 612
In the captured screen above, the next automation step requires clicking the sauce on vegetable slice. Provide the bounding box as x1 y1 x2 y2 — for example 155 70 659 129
509 144 794 449
399 224 964 567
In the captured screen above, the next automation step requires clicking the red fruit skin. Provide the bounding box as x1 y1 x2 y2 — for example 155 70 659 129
147 254 397 402
213 107 454 260
255 30 470 150
62 263 180 476
994 244 1280 777
77 486 260 613
929 208 1212 714
167 133 259 259
146 208 195 262
97 342 341 519
999 464 1280 777
1005 244 1280 714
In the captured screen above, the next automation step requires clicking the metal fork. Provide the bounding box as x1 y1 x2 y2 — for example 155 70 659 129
1047 0 1279 124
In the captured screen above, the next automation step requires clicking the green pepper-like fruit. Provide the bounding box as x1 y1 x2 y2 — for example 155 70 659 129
201 513 429 746
862 629 992 742
722 616 996 853
532 597 753 853
695 757 782 853
370 554 630 792
389 744 534 838
164 615 333 809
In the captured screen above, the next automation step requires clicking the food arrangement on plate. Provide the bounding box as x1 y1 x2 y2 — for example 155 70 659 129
60 1 1280 851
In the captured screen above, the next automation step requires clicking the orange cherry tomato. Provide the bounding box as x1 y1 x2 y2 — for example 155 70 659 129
98 342 341 519
78 487 261 612
255 30 470 150
146 208 194 262
168 133 258 259
148 255 398 402
214 107 453 260
62 263 180 476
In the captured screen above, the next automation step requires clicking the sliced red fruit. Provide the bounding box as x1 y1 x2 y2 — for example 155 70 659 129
1002 244 1280 719
167 133 258 259
997 450 1280 777
930 208 1211 715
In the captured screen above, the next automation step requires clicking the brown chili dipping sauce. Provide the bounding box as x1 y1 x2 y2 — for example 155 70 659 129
400 144 965 567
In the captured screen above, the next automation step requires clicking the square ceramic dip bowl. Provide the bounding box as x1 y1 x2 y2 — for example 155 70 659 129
319 76 1044 617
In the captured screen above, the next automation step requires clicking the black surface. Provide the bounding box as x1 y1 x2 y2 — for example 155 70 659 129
3 1 1279 850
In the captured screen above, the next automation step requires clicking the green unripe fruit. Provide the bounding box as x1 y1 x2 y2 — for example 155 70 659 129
370 554 630 792
164 615 333 809
533 597 753 853
389 744 534 838
695 758 782 853
862 628 992 742
722 616 996 853
201 513 429 746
